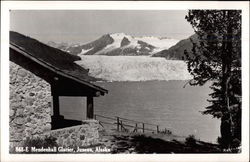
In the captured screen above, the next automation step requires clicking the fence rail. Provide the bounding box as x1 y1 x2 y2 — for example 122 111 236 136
94 114 172 135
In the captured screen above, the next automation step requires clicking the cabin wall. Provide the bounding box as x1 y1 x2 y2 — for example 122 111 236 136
9 61 52 150
45 120 100 148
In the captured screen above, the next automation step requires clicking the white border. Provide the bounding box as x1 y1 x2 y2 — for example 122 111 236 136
1 1 249 162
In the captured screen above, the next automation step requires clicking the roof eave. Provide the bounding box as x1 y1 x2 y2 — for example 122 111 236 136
10 42 108 95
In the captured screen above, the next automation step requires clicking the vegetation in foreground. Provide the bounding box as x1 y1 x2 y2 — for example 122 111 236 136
109 134 222 153
11 129 241 154
98 130 226 154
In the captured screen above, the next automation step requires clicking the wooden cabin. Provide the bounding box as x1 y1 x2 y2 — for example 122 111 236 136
9 31 108 130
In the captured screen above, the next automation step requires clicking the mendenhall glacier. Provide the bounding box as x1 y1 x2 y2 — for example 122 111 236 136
76 55 192 82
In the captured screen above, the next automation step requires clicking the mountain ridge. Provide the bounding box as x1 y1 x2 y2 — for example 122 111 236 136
152 34 198 60
47 33 179 56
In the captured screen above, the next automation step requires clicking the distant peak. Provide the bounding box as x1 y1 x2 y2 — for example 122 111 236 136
110 32 127 36
109 33 129 39
107 33 176 40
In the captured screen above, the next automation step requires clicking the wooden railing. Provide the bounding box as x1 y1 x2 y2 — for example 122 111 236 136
94 114 172 135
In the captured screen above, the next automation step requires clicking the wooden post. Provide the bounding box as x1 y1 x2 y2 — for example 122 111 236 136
51 84 64 129
142 123 145 133
87 96 94 119
157 125 159 133
120 120 123 131
117 117 120 131
52 95 60 116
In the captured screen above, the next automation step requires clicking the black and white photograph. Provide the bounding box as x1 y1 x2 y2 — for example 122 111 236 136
1 1 249 162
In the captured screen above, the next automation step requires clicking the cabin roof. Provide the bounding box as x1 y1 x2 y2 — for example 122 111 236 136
10 31 108 94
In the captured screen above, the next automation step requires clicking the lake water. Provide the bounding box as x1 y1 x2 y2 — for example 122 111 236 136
60 80 220 143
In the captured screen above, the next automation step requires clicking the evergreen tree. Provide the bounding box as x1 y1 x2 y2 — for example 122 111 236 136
185 10 241 151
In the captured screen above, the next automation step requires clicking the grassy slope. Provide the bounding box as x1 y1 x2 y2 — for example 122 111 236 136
99 130 222 154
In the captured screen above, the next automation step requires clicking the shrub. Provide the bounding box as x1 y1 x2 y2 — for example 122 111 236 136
217 136 241 153
231 138 241 153
185 135 197 146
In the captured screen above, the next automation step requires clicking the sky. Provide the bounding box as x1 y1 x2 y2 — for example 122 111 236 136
10 10 195 44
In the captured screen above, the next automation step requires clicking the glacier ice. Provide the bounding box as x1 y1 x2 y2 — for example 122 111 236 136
76 55 192 81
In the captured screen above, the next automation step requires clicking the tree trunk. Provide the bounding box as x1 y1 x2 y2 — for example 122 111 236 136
221 11 234 148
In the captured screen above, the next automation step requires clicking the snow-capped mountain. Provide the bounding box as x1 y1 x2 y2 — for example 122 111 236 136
48 33 179 56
